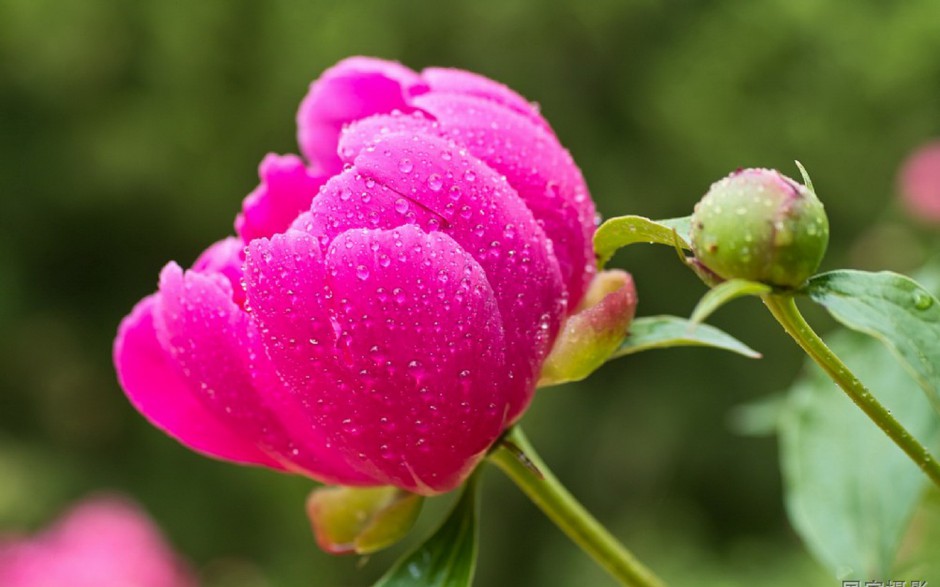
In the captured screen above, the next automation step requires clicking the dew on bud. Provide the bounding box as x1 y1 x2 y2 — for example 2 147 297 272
690 167 829 288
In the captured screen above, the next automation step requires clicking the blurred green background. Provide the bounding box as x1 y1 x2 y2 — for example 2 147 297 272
2 0 939 585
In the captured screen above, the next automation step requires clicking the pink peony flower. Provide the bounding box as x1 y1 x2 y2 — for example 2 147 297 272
0 496 194 587
114 57 601 494
898 139 940 223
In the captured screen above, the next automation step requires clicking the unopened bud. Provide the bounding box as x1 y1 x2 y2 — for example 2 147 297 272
691 168 829 288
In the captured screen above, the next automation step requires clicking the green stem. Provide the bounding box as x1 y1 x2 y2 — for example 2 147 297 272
763 293 940 488
489 426 666 587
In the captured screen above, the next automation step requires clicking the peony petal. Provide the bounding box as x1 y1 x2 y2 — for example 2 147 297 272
322 226 507 493
296 57 427 175
343 129 566 421
245 226 507 493
153 263 367 485
114 295 280 468
191 236 246 306
292 166 427 243
420 66 551 132
0 496 195 587
243 231 340 396
336 111 438 164
413 93 596 305
899 140 940 223
235 154 327 242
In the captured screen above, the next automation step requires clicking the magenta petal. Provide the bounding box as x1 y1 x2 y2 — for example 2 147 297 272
336 111 437 165
242 231 376 485
414 93 597 305
243 231 340 396
349 131 565 421
191 237 246 306
420 67 550 132
153 263 367 485
114 295 280 468
323 225 507 493
294 167 427 243
235 154 327 242
296 57 428 176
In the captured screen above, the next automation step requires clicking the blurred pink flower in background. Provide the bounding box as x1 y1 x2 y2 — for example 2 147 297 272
898 139 940 223
114 57 621 495
0 496 194 587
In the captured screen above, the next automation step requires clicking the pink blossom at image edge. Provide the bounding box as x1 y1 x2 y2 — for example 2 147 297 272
0 495 195 587
899 140 940 223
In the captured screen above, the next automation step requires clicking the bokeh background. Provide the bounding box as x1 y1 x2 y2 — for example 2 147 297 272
2 1 940 585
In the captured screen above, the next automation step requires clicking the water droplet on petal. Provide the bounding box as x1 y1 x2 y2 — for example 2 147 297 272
398 158 413 173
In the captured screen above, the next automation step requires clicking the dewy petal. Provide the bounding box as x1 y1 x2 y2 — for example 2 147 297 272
420 66 551 133
322 226 507 493
292 166 421 242
245 226 507 493
191 236 245 306
235 153 327 243
243 230 340 399
296 57 428 176
114 295 280 468
152 262 368 485
244 227 505 493
343 130 566 422
336 111 438 163
413 93 597 305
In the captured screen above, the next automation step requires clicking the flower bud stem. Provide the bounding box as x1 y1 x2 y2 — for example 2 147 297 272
762 293 940 488
489 426 667 587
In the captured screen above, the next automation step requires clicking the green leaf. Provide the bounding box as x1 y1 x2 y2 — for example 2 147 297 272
779 331 940 579
306 486 424 555
610 315 761 359
689 278 771 325
896 488 940 578
803 270 940 414
657 216 693 245
374 474 480 587
593 215 691 267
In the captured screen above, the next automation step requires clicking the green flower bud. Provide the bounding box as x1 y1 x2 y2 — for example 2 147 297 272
691 168 829 288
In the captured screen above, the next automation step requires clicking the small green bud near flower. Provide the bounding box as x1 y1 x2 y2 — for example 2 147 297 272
690 168 829 288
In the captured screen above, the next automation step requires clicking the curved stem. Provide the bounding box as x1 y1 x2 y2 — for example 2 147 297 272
763 293 940 488
488 426 666 587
